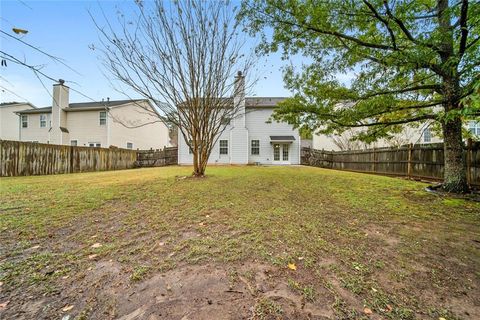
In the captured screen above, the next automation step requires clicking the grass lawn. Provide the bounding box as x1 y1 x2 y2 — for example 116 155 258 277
0 166 479 319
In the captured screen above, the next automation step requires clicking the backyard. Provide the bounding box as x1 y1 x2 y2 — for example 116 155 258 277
0 166 479 319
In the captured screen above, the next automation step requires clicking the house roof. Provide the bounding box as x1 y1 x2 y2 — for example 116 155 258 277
246 97 286 108
0 102 36 109
16 99 149 114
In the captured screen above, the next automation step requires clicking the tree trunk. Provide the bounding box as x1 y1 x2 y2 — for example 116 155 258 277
442 116 469 193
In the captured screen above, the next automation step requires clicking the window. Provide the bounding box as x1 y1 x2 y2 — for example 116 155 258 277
126 142 133 149
423 127 431 143
71 140 78 146
21 115 28 128
40 114 47 128
99 111 107 125
251 140 260 155
219 140 228 155
221 117 231 126
88 142 101 147
468 121 480 136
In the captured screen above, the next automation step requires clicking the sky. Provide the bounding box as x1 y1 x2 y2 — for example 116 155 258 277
0 0 352 108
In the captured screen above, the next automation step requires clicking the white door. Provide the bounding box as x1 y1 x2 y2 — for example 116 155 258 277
272 143 290 164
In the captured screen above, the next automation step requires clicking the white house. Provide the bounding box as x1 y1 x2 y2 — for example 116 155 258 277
1 81 171 150
178 75 301 165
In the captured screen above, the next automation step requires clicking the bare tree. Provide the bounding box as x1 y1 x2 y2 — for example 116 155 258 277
93 0 254 176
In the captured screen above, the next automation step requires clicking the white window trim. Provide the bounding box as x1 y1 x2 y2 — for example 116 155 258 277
219 140 228 155
40 114 47 128
251 139 260 155
99 111 107 126
423 128 432 143
88 142 101 147
21 115 28 128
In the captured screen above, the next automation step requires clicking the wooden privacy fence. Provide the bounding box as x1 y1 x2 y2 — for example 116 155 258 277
301 141 480 188
0 140 178 177
135 147 178 167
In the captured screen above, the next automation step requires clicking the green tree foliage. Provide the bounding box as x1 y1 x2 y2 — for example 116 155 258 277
240 0 480 192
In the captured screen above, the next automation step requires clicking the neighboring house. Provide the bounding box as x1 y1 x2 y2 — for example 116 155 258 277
3 81 170 150
312 124 443 151
310 102 445 151
0 102 35 140
178 75 301 165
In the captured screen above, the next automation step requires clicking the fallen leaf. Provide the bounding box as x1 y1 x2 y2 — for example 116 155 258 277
0 300 9 310
87 267 92 271
158 242 166 246
287 263 297 271
91 235 97 238
88 254 98 260
62 305 74 312
439 318 447 320
62 276 69 279
199 222 205 226
0 281 3 286
166 284 172 291
385 304 393 312
371 287 378 292
91 243 102 248
297 257 304 260
363 307 373 315
30 245 40 250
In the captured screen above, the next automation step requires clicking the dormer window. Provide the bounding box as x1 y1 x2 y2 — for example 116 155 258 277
99 111 107 125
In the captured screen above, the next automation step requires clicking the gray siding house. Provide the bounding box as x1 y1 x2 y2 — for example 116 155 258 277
178 76 300 165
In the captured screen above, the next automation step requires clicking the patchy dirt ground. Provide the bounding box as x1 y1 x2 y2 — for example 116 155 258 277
1 166 479 319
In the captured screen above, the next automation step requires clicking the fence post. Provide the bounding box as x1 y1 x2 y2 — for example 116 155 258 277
467 138 472 186
407 143 413 178
372 147 376 173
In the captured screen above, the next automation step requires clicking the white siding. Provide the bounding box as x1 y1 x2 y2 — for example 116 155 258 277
178 107 301 165
245 108 300 165
108 102 170 150
18 113 50 143
178 124 233 165
66 110 107 147
0 104 34 141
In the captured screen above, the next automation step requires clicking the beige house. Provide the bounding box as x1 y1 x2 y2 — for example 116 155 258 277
3 81 171 150
0 102 35 141
312 123 443 151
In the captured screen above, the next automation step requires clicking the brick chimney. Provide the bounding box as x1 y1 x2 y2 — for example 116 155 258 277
50 79 69 144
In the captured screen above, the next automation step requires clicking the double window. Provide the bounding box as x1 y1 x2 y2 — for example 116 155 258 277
251 140 260 155
99 111 107 125
21 115 28 128
89 142 101 147
219 140 228 155
40 114 47 128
